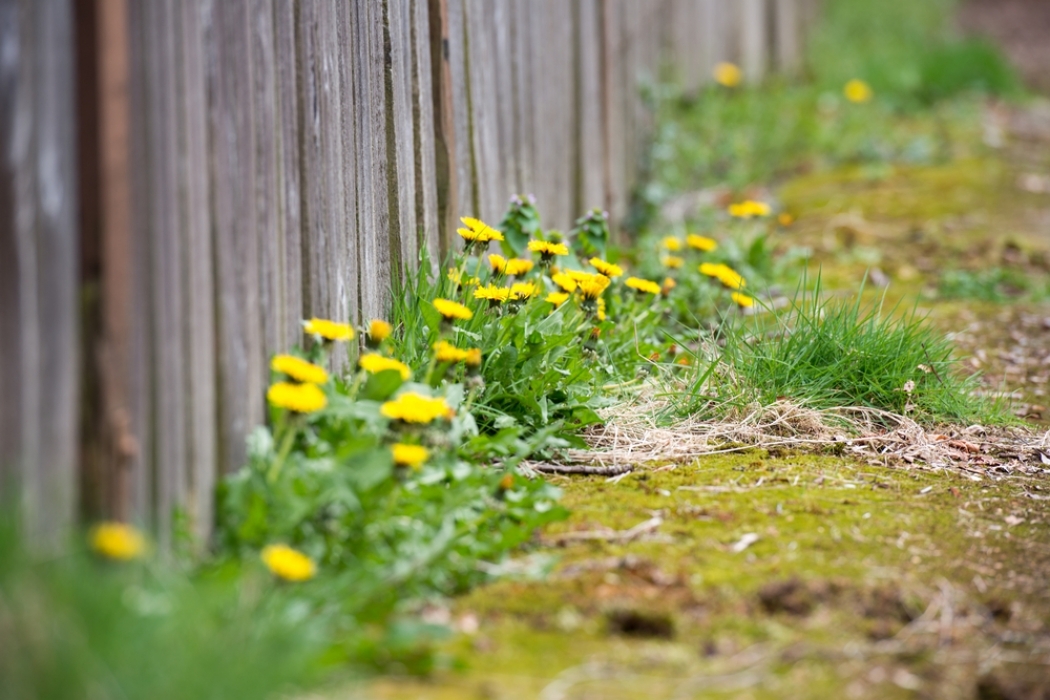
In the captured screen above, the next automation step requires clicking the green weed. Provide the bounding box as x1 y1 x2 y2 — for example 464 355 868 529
704 275 1008 424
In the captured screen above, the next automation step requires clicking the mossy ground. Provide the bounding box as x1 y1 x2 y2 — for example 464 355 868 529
363 454 1050 699
352 104 1050 700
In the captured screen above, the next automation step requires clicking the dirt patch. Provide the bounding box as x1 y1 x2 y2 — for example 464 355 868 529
605 608 676 639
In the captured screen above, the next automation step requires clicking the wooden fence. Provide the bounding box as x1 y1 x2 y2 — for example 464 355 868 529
0 0 816 547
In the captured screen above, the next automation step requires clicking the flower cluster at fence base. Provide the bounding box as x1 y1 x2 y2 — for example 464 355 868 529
217 299 567 664
214 192 774 672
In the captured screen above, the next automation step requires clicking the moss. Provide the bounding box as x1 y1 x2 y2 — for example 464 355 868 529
368 453 1050 699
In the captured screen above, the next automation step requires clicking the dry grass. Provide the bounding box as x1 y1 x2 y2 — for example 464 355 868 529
523 391 1050 478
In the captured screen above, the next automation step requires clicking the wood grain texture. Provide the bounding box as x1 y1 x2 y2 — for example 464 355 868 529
740 0 767 81
272 0 303 350
387 0 419 278
0 0 79 545
412 0 441 267
445 0 475 229
354 0 390 322
576 0 605 214
208 0 263 476
775 0 801 74
175 0 216 541
140 0 187 545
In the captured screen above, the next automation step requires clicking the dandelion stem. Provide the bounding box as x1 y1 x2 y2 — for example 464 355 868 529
268 419 299 484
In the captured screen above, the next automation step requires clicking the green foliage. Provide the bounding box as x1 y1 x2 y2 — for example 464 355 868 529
705 275 1007 424
646 0 1021 211
498 194 542 257
936 267 1047 303
0 515 327 699
807 0 1020 107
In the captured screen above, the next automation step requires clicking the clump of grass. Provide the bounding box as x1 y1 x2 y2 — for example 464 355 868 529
936 267 1046 303
713 276 1007 425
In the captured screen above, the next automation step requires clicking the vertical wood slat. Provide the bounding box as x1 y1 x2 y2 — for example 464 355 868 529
388 0 418 278
208 1 263 476
124 1 153 528
775 0 802 74
175 0 216 540
445 0 474 232
272 0 302 351
412 0 441 266
427 0 459 256
576 0 605 214
740 0 767 81
0 0 79 545
353 1 387 322
332 0 356 360
140 0 187 545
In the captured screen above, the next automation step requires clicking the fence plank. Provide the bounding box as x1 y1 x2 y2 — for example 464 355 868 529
122 1 155 527
445 0 474 228
0 0 79 545
272 0 302 350
208 1 263 475
388 0 419 279
412 0 441 266
353 1 389 322
576 0 605 214
332 0 357 357
139 0 187 546
741 0 767 81
175 0 216 541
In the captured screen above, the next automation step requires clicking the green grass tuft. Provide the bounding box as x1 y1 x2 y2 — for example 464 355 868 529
714 275 1009 425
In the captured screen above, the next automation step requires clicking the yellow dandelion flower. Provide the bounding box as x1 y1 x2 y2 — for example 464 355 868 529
844 79 873 104
368 319 392 344
625 277 661 295
464 348 482 367
261 544 316 582
433 298 473 321
392 443 430 470
662 255 684 269
474 284 510 303
267 382 327 413
271 355 329 385
596 297 607 321
90 522 146 561
778 213 794 227
728 200 772 219
504 258 534 276
381 392 451 424
686 234 718 252
661 236 683 252
699 262 724 278
661 277 677 295
458 216 504 243
576 273 611 300
359 353 411 380
731 292 755 308
488 254 508 274
551 272 577 293
527 240 569 258
546 291 570 307
303 318 354 342
588 257 623 278
699 263 746 290
713 62 742 88
509 281 539 301
433 340 470 363
565 270 593 283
